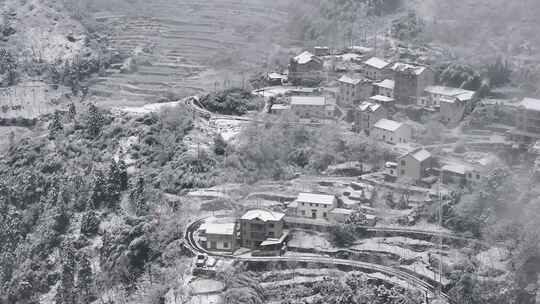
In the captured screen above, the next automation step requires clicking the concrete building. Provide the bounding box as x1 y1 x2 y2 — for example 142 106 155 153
290 96 334 119
398 148 432 181
510 97 540 142
354 101 388 134
266 72 287 86
392 63 434 105
294 193 337 220
289 51 323 83
440 96 470 125
337 75 373 106
419 85 475 108
371 119 412 144
441 164 467 185
373 79 395 98
362 57 391 80
203 223 237 252
240 209 286 250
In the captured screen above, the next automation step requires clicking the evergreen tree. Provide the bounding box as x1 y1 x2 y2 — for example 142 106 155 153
106 158 121 210
55 241 76 304
213 134 227 155
67 102 76 121
48 111 64 137
76 252 95 304
86 104 104 138
88 170 107 209
80 210 100 236
130 177 147 216
117 153 129 191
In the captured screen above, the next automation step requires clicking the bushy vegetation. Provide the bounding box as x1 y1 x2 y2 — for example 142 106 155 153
200 88 262 116
280 272 423 304
287 0 402 43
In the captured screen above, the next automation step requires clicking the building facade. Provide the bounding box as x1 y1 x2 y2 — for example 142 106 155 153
203 223 237 252
398 148 432 181
240 209 285 249
337 75 373 106
290 96 334 119
371 119 412 144
289 51 323 84
511 98 540 142
373 79 395 98
362 57 391 80
294 193 337 220
392 63 434 105
355 101 388 133
419 86 475 108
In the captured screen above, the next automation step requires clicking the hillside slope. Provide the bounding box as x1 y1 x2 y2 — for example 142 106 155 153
86 0 293 107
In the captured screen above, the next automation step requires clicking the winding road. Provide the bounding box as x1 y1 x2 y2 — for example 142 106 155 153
184 217 453 303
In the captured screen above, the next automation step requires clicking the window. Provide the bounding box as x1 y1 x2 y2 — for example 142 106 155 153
269 223 274 228
400 169 405 175
223 242 229 248
468 173 472 178
301 202 305 206
301 210 306 216
268 231 274 237
401 160 406 166
323 212 327 218
476 174 480 180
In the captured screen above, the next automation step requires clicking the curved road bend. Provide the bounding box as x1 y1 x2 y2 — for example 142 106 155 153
184 218 452 303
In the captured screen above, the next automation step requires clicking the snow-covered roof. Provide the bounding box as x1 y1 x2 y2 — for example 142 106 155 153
348 45 373 53
374 79 395 90
205 223 236 235
520 97 540 111
364 57 390 70
267 72 286 79
441 164 467 175
338 75 362 85
373 118 403 132
271 104 290 110
291 96 326 106
369 95 394 103
294 51 316 64
410 149 431 162
296 193 336 205
391 62 426 75
358 101 381 112
241 209 285 222
425 86 475 101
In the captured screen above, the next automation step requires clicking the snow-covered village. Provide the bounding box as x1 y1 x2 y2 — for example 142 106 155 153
0 1 539 304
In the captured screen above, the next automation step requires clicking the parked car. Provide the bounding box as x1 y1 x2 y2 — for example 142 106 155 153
195 254 207 267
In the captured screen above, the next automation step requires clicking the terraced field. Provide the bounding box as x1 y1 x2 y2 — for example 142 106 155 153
89 0 292 107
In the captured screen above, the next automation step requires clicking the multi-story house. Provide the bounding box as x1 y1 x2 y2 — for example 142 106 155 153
293 193 337 220
203 223 237 252
371 119 412 144
511 97 540 142
355 101 388 134
419 85 475 108
337 75 373 106
392 62 434 105
373 79 395 98
398 148 432 181
289 51 323 84
240 209 286 249
362 57 391 80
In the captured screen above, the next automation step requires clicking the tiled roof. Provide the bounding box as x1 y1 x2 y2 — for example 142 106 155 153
241 209 285 222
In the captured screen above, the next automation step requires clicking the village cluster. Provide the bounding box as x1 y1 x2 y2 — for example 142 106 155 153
192 44 540 257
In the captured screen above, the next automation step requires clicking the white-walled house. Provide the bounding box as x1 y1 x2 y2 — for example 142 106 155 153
294 193 337 220
203 223 237 252
371 119 412 144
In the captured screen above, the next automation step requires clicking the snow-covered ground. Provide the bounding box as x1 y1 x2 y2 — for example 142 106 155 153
288 230 335 251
